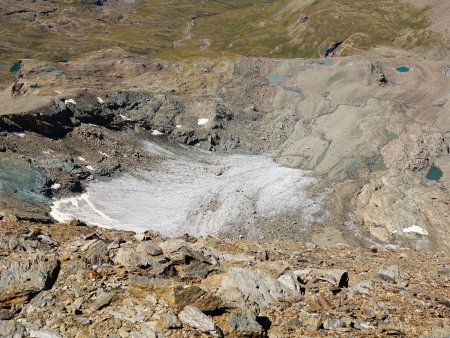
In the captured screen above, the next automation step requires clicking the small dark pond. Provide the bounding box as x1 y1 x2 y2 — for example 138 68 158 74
395 66 410 73
9 62 21 73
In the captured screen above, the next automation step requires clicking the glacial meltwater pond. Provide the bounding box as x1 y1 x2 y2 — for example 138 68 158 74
266 74 285 84
9 62 20 73
395 66 410 73
51 141 323 237
426 165 443 181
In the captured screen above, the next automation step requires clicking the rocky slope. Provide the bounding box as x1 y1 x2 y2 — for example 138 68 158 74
0 47 449 250
0 218 449 337
1 1 450 338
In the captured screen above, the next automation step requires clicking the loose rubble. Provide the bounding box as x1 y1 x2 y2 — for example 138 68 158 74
0 219 448 337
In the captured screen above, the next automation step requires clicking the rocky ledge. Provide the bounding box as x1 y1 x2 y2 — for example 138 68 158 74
0 218 448 337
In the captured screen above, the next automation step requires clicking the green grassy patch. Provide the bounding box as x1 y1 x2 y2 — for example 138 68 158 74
386 132 399 142
372 158 389 172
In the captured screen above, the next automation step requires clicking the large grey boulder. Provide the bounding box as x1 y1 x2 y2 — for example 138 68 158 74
277 273 302 292
293 268 349 288
0 320 26 338
217 268 301 309
0 253 60 307
376 266 402 284
80 239 110 266
229 312 264 337
159 239 218 266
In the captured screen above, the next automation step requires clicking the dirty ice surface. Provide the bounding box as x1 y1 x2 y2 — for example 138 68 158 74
51 141 322 237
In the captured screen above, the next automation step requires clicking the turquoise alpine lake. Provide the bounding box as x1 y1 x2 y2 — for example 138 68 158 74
395 66 410 73
426 165 443 181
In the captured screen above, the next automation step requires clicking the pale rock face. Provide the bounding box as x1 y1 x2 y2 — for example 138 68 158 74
136 241 163 256
114 246 155 268
178 306 222 337
217 268 301 309
277 274 302 292
355 125 450 250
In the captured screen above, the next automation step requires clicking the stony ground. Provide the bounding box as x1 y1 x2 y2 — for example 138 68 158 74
0 218 448 337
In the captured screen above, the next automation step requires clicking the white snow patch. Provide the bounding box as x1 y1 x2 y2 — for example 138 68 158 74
86 165 95 171
197 118 209 126
51 183 61 190
120 114 131 121
99 151 110 157
14 132 25 137
97 97 104 104
78 156 86 162
55 90 62 94
176 124 182 129
403 225 428 236
64 99 76 105
151 130 163 136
